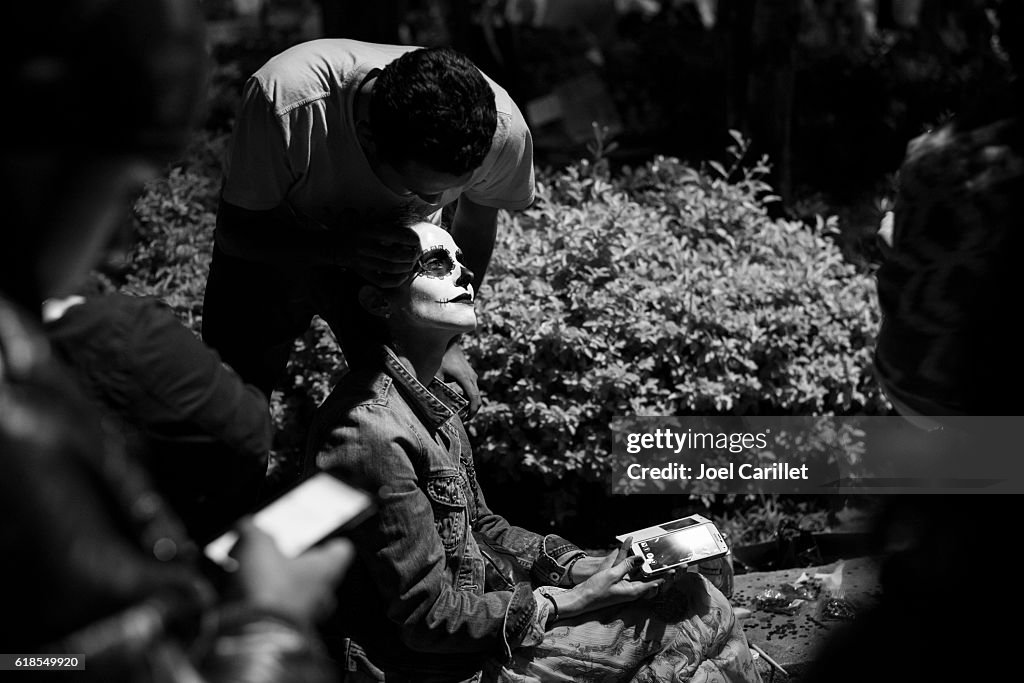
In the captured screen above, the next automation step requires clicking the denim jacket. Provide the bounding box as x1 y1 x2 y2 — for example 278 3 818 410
305 346 586 677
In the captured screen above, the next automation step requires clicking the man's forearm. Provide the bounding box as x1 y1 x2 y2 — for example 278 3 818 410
450 198 499 291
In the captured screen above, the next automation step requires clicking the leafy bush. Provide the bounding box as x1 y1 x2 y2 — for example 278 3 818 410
120 131 225 330
463 133 889 524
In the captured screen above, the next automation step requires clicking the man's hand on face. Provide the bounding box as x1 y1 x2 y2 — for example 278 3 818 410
331 221 420 288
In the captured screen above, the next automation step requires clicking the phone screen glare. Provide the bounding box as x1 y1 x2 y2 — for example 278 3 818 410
640 525 721 572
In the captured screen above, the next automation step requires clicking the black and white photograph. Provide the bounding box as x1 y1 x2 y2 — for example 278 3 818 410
2 0 1021 680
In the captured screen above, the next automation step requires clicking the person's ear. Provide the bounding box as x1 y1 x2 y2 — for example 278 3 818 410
358 285 391 319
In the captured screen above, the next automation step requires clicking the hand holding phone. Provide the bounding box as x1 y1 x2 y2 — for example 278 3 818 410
231 518 355 624
204 473 375 571
548 536 663 621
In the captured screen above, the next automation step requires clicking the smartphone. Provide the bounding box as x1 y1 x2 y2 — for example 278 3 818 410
631 518 729 577
203 472 375 570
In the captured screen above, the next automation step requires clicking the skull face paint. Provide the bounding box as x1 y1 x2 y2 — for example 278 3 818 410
389 222 476 335
416 245 458 279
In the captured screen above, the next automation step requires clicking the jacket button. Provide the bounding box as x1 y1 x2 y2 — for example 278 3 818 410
548 571 561 582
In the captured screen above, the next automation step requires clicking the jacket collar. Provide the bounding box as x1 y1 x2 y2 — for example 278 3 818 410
381 346 469 430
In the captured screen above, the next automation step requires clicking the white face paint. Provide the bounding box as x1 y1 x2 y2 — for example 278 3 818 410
390 222 476 335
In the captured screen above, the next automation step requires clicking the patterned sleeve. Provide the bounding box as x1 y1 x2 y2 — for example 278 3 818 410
470 468 587 588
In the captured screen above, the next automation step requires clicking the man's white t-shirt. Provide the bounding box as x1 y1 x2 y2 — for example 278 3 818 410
221 39 536 243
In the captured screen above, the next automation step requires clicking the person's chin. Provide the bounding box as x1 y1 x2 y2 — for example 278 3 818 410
423 317 476 335
450 314 477 333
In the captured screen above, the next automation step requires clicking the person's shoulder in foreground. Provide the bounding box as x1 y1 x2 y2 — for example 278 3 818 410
44 292 272 459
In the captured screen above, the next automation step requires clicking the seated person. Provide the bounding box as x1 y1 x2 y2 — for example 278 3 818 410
305 220 761 682
43 292 271 542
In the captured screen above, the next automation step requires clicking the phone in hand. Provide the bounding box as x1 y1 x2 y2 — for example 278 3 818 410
629 516 729 577
203 472 375 570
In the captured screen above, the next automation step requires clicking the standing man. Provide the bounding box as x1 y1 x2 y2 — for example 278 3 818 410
202 39 536 414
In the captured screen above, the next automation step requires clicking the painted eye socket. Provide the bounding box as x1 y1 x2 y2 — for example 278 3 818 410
417 246 456 277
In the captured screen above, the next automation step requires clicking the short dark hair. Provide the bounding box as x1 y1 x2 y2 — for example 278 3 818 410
370 47 497 176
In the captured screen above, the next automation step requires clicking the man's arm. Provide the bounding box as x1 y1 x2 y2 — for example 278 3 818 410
217 198 419 286
216 198 339 269
450 196 499 292
443 197 499 417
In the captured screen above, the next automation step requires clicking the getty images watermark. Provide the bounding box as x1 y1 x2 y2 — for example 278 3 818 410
623 428 808 482
610 416 1024 495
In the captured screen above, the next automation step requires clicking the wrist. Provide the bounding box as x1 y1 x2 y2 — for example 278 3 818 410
539 592 560 625
566 554 588 585
557 585 589 619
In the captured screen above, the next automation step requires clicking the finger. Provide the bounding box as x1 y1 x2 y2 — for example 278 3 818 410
353 236 419 261
877 210 895 246
367 272 414 288
465 391 481 419
615 536 633 565
226 518 280 574
356 242 420 264
452 375 481 418
353 265 414 288
642 579 665 599
234 516 258 535
610 554 642 581
600 549 619 572
231 517 276 557
352 251 418 272
370 223 421 246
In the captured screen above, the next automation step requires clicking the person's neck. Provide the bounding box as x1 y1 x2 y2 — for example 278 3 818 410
390 332 454 387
